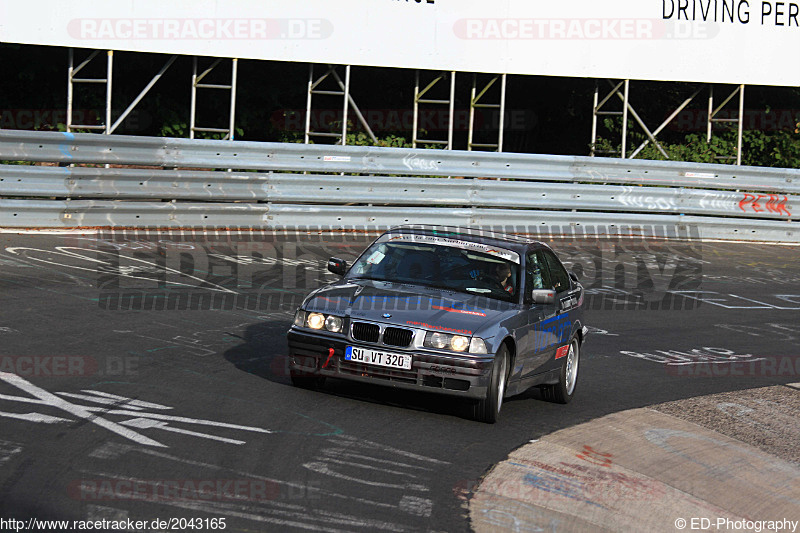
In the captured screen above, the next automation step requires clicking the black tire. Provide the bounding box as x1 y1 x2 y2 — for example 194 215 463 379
474 344 510 424
290 369 326 389
541 337 580 404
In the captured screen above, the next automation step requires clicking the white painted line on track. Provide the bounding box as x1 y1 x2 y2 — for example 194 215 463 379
0 372 167 448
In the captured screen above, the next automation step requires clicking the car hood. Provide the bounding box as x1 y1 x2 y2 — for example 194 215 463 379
302 279 516 336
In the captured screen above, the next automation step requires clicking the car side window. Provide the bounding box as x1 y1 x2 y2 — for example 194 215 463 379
542 249 570 293
525 251 549 292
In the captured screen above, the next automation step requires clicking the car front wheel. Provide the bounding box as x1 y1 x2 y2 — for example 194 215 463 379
474 344 510 424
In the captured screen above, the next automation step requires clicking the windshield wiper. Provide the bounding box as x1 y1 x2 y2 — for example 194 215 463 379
349 275 388 282
406 281 511 300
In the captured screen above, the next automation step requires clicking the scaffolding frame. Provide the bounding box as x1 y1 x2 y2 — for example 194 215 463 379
591 80 745 165
627 85 703 160
59 48 755 166
190 57 238 140
413 70 455 149
304 64 377 146
708 84 746 166
591 79 669 159
110 54 177 135
468 73 507 152
67 49 113 133
67 49 179 136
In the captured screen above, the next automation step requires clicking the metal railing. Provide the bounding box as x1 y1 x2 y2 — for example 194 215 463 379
0 130 797 242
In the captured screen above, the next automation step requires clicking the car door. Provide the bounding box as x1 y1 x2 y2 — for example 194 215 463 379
516 248 558 380
540 247 577 372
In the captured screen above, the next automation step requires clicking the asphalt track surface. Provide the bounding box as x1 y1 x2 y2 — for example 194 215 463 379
0 231 798 532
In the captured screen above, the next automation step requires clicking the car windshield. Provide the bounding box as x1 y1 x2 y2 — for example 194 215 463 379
348 237 520 302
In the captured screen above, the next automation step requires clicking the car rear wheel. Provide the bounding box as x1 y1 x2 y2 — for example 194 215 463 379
474 344 509 424
542 336 579 404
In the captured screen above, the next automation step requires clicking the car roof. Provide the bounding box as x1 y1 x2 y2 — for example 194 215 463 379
384 225 544 253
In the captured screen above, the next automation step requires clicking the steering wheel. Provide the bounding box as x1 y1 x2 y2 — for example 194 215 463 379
476 273 508 293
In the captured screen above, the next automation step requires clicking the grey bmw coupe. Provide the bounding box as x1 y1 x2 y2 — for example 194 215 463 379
287 225 587 423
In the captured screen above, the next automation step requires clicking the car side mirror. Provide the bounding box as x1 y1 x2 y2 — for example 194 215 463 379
531 289 555 304
327 257 347 276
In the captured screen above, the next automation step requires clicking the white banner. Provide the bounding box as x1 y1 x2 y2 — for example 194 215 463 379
1 0 798 86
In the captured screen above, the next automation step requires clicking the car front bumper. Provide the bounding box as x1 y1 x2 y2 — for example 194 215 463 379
287 329 494 399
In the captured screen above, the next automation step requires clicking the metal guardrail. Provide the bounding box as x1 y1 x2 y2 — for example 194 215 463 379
0 130 797 242
1 165 796 220
2 129 799 191
0 200 795 243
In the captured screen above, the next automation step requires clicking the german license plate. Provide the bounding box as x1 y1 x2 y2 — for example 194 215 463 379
345 346 412 370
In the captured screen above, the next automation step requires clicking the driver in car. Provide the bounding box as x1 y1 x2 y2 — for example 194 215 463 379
496 263 514 295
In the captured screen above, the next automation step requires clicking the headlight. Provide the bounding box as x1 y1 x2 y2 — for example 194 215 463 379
427 332 449 349
307 313 325 330
296 311 345 333
325 315 343 333
424 331 470 352
450 335 469 352
423 331 488 353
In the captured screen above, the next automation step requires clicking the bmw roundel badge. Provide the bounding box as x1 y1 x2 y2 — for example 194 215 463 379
382 313 392 318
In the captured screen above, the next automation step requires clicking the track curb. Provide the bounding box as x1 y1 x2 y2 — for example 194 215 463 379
470 393 800 532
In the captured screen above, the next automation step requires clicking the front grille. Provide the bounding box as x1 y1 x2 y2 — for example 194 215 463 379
339 360 417 384
352 322 380 343
383 327 414 347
